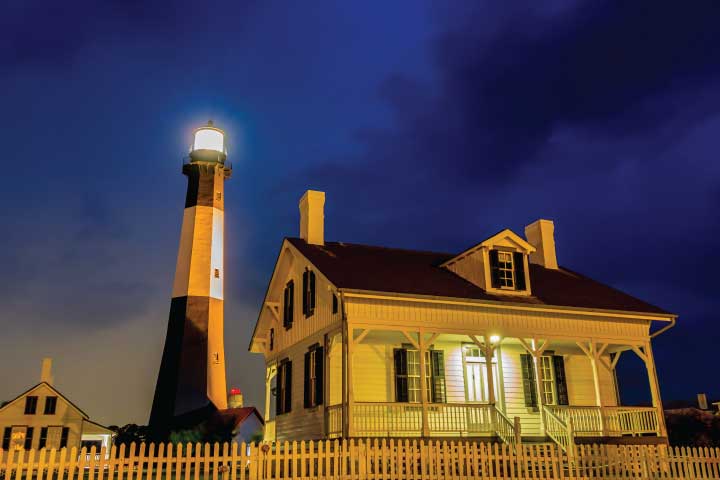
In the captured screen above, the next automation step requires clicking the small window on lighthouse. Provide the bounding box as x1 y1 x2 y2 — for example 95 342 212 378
212 352 220 364
216 192 222 201
214 268 220 279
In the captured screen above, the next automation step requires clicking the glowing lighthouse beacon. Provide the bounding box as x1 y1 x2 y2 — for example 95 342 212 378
149 121 231 435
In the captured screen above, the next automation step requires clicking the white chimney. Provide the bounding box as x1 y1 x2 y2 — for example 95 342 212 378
40 358 54 385
299 190 325 246
524 219 558 269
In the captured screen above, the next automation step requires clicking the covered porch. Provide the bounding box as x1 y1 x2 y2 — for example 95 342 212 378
321 327 666 449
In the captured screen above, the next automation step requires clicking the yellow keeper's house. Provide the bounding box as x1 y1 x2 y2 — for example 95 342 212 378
249 191 676 452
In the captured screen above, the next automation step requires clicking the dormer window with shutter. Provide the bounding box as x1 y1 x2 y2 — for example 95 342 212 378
441 228 534 296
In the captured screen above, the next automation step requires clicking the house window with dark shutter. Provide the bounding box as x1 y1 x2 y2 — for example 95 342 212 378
25 396 38 414
539 356 556 404
276 360 292 415
304 345 324 408
394 348 446 403
491 250 527 291
38 427 48 449
60 427 69 448
283 280 294 329
2 427 10 450
302 269 316 317
24 427 34 450
44 396 57 415
520 354 538 408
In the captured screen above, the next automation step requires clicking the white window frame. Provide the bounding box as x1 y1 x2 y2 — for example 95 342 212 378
539 356 557 405
497 251 515 289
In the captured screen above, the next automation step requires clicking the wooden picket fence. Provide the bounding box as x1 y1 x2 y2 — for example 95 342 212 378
2 440 720 479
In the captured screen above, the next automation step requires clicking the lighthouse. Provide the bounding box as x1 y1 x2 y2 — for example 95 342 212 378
149 121 231 436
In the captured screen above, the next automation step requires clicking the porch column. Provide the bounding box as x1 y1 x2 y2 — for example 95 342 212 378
418 332 430 437
633 341 667 437
519 338 550 433
469 335 498 405
345 323 355 437
577 341 609 435
264 364 277 423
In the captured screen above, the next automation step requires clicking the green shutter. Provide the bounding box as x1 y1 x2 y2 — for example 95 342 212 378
430 350 447 403
394 349 409 402
553 355 569 405
303 351 311 408
284 361 293 413
302 270 308 316
315 346 324 405
520 354 538 407
309 271 316 315
489 250 501 288
513 252 526 291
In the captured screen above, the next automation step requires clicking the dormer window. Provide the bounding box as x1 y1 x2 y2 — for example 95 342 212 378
497 251 515 289
490 250 526 292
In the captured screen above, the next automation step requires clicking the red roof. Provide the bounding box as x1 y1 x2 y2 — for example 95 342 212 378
211 407 264 429
287 237 670 315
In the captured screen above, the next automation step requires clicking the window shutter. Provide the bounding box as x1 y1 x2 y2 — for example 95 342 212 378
394 348 409 402
38 427 48 449
2 427 10 450
315 346 324 405
553 355 569 405
430 350 446 403
283 281 294 329
24 427 34 450
309 271 316 315
332 294 338 314
269 328 274 351
302 270 308 316
520 354 538 407
489 250 501 288
275 367 283 416
513 252 526 291
60 427 69 448
303 351 311 408
284 361 292 413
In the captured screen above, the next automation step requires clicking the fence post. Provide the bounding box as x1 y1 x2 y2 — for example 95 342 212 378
513 416 522 445
567 417 576 461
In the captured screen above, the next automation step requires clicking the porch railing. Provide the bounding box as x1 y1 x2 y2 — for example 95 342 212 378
326 404 343 438
351 402 519 441
542 406 574 454
544 405 660 437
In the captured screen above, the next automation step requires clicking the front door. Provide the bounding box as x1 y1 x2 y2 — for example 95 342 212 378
463 345 500 433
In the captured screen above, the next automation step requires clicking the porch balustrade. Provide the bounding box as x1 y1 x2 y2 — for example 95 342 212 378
349 402 517 440
544 405 660 440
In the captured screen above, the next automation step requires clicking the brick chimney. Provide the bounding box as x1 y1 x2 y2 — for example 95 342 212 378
524 219 558 269
40 358 54 385
299 190 325 246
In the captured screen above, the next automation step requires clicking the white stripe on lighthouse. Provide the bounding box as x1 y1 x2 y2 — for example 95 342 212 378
171 205 224 300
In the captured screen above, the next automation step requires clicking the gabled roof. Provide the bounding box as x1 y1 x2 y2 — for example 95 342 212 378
211 407 264 429
0 382 89 419
286 237 672 315
441 229 535 267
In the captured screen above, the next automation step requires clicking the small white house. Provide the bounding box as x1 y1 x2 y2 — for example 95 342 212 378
0 359 113 451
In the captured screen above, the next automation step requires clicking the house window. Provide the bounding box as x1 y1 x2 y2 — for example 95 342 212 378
25 396 38 414
332 294 339 314
38 427 48 449
44 396 57 415
276 360 292 415
304 345 324 408
394 348 446 403
214 268 220 279
2 427 10 450
60 427 69 448
490 250 527 291
539 356 556 404
302 269 316 317
283 280 294 329
520 354 568 407
497 251 514 288
24 427 34 450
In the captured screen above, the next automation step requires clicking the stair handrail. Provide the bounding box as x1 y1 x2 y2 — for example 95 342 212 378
542 405 575 455
493 406 521 445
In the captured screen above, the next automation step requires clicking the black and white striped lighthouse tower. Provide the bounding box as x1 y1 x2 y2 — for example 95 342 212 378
150 121 231 436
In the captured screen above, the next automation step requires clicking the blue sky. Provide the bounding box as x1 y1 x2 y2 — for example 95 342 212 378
1 0 718 425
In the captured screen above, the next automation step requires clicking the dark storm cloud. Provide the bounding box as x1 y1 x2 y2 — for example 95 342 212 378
284 0 720 401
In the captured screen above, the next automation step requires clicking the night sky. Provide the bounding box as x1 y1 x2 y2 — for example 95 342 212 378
1 1 719 426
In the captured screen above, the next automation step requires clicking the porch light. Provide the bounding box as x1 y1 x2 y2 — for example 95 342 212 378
489 335 501 344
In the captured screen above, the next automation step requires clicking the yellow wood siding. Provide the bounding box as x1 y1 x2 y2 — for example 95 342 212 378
565 354 618 407
499 345 542 436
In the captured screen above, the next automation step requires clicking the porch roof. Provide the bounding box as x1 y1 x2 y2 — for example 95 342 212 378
287 237 671 316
